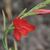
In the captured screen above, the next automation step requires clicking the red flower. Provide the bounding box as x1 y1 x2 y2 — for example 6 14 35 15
13 17 36 41
32 9 50 14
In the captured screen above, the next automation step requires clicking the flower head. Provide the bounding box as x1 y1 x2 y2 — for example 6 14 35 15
13 17 36 41
32 9 50 14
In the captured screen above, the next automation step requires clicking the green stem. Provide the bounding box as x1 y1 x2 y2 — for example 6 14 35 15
2 31 8 50
2 10 6 30
2 25 14 50
2 10 8 50
14 39 18 50
18 8 27 17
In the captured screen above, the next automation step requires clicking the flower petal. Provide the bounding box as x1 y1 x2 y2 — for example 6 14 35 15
13 17 37 41
32 9 50 14
13 29 21 41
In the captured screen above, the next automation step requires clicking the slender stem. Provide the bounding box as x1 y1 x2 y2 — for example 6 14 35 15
14 39 18 50
9 48 12 50
5 36 8 49
2 10 6 31
2 10 8 50
18 8 27 17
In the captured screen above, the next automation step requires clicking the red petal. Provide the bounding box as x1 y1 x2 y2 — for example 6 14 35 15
32 9 50 14
13 29 21 41
13 17 37 39
21 24 36 31
19 28 28 36
13 17 28 27
13 17 36 31
17 25 36 36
